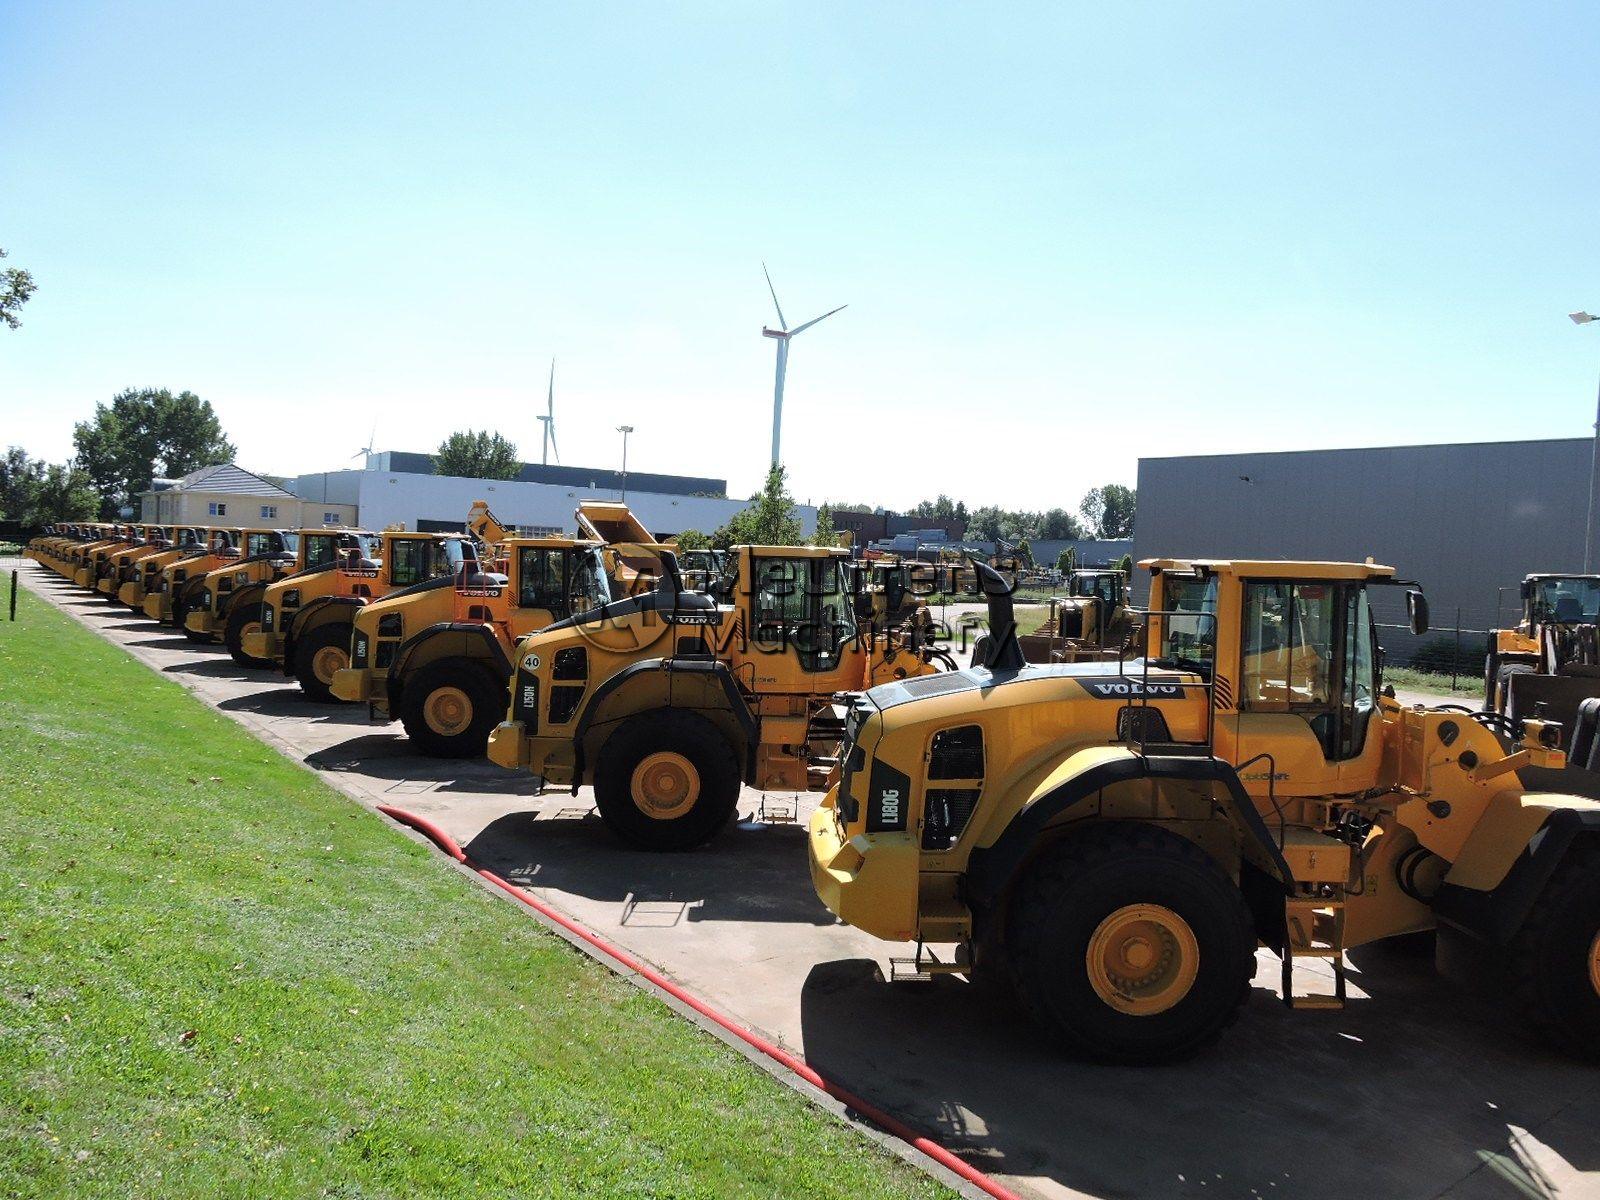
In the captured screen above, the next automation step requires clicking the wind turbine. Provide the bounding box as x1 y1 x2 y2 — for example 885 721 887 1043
536 358 560 466
761 263 845 467
351 419 378 466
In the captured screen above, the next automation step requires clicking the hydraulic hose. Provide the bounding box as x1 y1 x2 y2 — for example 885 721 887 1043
376 804 1020 1200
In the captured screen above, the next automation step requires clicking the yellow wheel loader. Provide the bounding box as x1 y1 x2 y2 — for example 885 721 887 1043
265 530 480 702
809 557 1600 1064
1017 568 1139 664
143 529 241 626
118 527 212 610
1485 574 1600 738
72 525 139 588
208 529 373 668
487 544 956 850
177 530 292 644
100 526 184 600
332 536 612 757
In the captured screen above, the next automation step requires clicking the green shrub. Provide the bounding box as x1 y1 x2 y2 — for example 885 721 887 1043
1407 634 1487 675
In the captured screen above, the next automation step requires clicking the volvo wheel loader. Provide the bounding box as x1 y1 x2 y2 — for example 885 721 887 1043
100 526 185 600
251 529 480 702
142 529 241 626
332 536 613 756
487 544 956 850
118 527 212 610
71 524 140 588
809 557 1600 1064
1484 573 1600 739
1018 568 1139 664
182 529 299 647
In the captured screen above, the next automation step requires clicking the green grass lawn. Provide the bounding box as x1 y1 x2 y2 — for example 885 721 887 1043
1384 665 1483 698
0 592 948 1199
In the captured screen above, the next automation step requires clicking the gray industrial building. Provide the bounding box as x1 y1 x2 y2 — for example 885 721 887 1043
1131 437 1592 660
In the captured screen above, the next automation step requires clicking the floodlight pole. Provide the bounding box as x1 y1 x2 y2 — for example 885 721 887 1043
616 425 634 501
1575 312 1600 573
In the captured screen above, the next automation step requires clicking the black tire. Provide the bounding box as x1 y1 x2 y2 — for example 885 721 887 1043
1483 650 1500 711
1497 663 1536 722
1005 823 1256 1064
174 585 208 641
294 622 353 704
226 601 272 669
399 660 506 759
1508 841 1600 1060
593 710 741 850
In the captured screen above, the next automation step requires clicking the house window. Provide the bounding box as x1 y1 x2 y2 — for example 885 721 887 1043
260 505 277 520
323 512 340 524
208 502 227 516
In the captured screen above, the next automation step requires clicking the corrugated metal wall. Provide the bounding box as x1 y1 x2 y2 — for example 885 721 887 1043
1131 437 1592 659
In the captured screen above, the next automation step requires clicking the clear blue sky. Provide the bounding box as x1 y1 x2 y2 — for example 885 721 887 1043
2 3 1598 512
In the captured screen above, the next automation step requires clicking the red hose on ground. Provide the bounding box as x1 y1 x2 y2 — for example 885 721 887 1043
376 804 1020 1200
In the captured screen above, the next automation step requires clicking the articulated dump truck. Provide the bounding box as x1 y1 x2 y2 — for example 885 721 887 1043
810 558 1600 1063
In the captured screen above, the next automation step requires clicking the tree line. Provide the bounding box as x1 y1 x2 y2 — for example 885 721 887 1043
821 486 1136 542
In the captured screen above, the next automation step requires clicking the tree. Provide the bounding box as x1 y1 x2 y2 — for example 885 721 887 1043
1056 546 1077 575
0 446 95 527
1038 507 1085 539
1015 538 1034 567
1116 552 1133 576
73 389 235 518
674 528 710 551
711 464 804 549
0 247 36 330
434 430 521 481
811 502 836 548
1079 484 1137 539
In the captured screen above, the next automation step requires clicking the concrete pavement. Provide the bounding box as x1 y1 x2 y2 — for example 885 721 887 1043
17 565 1600 1200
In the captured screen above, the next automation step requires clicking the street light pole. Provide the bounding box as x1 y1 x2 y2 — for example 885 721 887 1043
1572 312 1599 572
616 425 634 502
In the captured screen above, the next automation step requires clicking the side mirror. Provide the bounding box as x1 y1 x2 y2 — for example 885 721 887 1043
1407 589 1430 636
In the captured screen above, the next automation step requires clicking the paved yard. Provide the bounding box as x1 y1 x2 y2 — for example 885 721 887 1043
15 565 1600 1200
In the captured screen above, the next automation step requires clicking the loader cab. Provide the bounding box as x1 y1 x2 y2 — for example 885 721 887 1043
1069 570 1126 608
1522 574 1600 629
510 540 610 626
726 545 862 683
384 534 472 589
1147 560 1390 795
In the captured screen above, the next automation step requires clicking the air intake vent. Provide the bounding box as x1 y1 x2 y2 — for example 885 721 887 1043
553 647 588 681
928 725 983 780
922 788 980 849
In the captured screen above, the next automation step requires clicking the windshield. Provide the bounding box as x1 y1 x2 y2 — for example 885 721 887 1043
751 556 859 672
1155 575 1217 669
518 547 611 615
388 537 469 587
281 533 299 554
1533 578 1600 624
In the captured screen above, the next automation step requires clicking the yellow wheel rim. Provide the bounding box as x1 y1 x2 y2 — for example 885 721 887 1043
423 686 473 737
630 751 700 821
312 644 348 686
241 621 262 641
1086 903 1200 1016
1589 931 1600 999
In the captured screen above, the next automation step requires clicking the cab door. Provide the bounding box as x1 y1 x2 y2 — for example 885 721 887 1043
1223 581 1382 797
736 552 863 693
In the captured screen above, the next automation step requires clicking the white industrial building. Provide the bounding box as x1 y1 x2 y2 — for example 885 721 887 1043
288 465 817 540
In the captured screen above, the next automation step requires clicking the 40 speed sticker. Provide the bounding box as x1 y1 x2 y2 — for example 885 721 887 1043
1081 679 1184 699
521 653 540 671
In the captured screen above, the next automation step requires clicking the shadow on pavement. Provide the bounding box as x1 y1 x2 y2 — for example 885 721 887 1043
463 810 838 926
797 939 1600 1199
161 657 265 680
217 688 371 726
305 733 546 796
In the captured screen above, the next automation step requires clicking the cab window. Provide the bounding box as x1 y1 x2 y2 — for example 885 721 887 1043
1240 580 1376 761
517 547 602 615
304 535 337 568
246 532 275 557
752 556 858 672
1155 575 1217 669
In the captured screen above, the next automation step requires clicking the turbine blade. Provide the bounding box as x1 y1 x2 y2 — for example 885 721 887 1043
787 304 847 336
549 427 560 464
762 261 788 330
547 358 555 417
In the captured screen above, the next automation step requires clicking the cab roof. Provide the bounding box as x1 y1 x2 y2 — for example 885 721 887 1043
1524 573 1600 583
1141 557 1397 581
505 536 600 549
734 544 845 559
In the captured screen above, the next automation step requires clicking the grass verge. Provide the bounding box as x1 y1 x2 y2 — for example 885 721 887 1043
0 590 948 1199
1384 666 1483 698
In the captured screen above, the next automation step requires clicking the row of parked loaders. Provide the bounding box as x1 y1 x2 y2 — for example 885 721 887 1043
24 520 1600 1065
